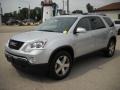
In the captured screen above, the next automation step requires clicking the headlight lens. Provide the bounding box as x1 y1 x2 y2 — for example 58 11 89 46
23 41 47 52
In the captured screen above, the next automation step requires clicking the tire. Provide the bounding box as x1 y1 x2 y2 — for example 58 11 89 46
11 62 24 71
118 29 120 35
103 39 116 57
49 51 73 80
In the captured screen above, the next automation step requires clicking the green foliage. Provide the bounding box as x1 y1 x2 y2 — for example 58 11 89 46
19 8 29 20
86 3 94 13
3 7 42 22
30 7 42 21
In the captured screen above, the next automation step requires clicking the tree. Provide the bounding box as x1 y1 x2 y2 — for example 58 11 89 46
30 7 42 21
72 10 83 14
19 8 29 20
3 7 42 22
41 1 44 6
86 3 94 13
13 11 18 19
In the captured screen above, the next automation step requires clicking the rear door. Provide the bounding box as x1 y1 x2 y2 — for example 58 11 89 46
88 16 108 50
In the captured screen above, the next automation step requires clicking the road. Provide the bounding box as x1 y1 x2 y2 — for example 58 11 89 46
0 26 120 90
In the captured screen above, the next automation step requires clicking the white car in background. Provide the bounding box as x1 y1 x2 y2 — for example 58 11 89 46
114 20 120 35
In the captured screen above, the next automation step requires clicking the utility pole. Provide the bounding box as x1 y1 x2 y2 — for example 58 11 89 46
0 2 2 25
18 7 21 13
28 4 30 20
63 0 64 11
18 6 21 20
67 0 69 14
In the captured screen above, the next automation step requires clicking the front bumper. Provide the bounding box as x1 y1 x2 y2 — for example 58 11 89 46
5 45 52 64
5 51 30 65
5 51 49 69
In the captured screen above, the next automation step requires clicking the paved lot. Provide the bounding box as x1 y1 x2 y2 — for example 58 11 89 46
0 26 120 90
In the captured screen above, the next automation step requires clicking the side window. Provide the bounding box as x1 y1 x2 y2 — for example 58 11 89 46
76 17 91 31
103 17 114 27
89 17 106 30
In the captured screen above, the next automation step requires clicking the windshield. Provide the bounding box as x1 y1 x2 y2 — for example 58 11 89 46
36 17 77 33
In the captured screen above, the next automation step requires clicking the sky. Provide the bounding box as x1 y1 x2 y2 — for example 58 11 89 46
0 0 120 14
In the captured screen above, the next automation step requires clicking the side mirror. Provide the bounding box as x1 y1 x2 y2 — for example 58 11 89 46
75 27 87 34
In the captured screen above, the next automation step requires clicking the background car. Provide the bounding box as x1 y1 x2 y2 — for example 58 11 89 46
6 19 18 25
22 19 35 26
114 20 120 35
6 19 23 26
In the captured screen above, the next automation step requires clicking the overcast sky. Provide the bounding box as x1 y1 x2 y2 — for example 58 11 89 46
0 0 120 14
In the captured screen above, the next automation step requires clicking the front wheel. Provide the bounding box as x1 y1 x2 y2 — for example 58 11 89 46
49 51 72 80
103 39 116 57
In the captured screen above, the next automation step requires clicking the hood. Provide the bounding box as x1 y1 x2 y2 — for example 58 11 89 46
11 31 66 42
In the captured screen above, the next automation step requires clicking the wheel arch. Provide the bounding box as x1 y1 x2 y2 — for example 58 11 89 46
109 36 117 44
48 46 74 65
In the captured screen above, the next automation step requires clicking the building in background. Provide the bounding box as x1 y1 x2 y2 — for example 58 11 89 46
41 0 58 22
95 2 120 20
41 0 70 22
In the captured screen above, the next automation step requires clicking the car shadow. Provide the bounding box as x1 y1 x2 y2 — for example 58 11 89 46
15 49 120 83
68 50 120 79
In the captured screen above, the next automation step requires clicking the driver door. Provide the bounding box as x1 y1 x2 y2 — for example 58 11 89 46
73 17 95 57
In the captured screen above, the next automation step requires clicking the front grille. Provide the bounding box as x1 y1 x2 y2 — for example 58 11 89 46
8 39 24 50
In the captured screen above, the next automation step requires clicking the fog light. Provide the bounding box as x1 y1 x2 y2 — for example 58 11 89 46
29 57 36 64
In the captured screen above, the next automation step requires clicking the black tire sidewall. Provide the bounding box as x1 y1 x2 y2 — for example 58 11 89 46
49 51 72 80
106 39 116 57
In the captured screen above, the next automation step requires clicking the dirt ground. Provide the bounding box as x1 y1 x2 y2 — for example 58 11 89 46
0 26 120 90
0 25 36 33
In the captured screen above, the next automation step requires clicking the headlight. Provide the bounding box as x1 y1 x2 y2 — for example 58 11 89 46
23 40 47 52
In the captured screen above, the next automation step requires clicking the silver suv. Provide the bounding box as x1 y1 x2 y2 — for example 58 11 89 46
5 14 117 80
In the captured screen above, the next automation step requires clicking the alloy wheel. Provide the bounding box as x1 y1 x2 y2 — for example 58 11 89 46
55 56 70 76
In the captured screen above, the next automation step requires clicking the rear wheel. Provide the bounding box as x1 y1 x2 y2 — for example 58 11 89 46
118 29 120 35
104 39 116 57
49 51 72 80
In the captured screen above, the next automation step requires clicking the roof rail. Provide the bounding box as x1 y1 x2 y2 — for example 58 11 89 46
82 13 106 16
